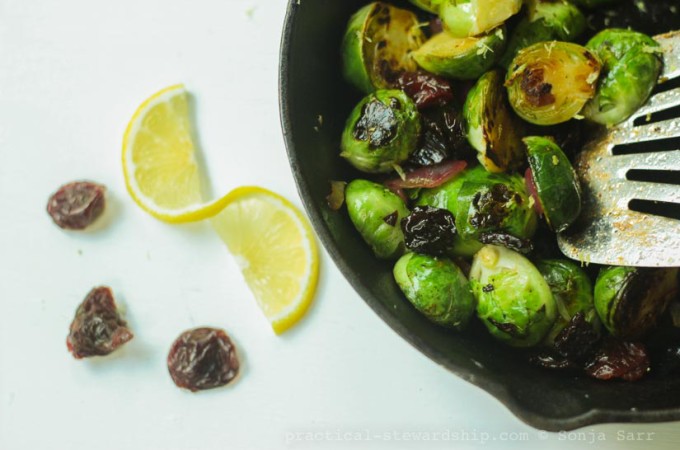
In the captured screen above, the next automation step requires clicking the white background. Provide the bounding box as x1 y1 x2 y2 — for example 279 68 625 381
0 1 678 449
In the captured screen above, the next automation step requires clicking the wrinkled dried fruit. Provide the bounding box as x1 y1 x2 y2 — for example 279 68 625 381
395 71 455 110
409 106 472 166
167 327 240 391
47 181 106 230
585 338 649 382
554 312 599 361
401 206 457 255
478 232 533 254
67 287 133 359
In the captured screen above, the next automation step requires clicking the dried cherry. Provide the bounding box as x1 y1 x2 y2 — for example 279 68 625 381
167 327 240 392
478 232 533 254
401 206 457 255
584 338 650 382
67 287 133 359
553 312 599 361
395 71 454 110
47 181 106 230
409 105 472 167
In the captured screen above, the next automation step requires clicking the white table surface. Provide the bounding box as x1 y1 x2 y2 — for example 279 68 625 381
0 1 678 449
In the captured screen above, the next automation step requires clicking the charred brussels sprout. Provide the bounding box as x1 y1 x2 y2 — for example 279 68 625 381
471 245 556 347
342 2 426 93
413 27 507 80
464 70 525 172
394 253 476 329
341 90 420 173
345 179 410 259
506 41 601 125
524 136 581 232
499 0 586 69
455 171 537 240
417 166 536 255
438 0 522 38
537 259 598 345
594 267 679 339
582 29 662 126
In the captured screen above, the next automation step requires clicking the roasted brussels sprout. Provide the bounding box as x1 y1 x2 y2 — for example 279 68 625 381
394 253 476 329
345 179 410 259
417 166 537 255
438 0 522 38
341 90 421 173
413 27 507 80
455 172 537 241
524 136 581 232
464 70 525 172
594 267 679 340
582 29 662 126
499 0 586 69
505 41 601 125
471 245 556 347
536 259 598 345
342 2 426 93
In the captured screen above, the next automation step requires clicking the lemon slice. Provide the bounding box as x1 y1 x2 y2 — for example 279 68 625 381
123 84 230 223
211 186 319 334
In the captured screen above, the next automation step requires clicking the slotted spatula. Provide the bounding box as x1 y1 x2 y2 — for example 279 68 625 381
558 31 680 267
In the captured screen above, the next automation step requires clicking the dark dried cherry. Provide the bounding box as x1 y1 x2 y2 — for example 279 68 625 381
67 287 133 359
401 206 457 255
409 105 472 167
478 232 533 254
553 312 600 361
584 338 650 382
395 71 454 110
47 181 106 230
167 327 239 392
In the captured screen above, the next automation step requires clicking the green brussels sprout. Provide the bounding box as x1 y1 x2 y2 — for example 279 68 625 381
342 2 426 93
341 90 421 174
345 179 410 259
524 136 581 232
594 266 679 339
471 245 557 347
417 166 537 254
438 0 522 38
536 259 598 345
413 27 507 80
582 29 663 126
394 253 476 329
499 0 586 69
505 41 601 125
455 172 537 240
463 70 525 172
408 0 443 13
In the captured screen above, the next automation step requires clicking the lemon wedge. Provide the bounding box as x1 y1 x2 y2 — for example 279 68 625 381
122 84 230 222
211 187 319 334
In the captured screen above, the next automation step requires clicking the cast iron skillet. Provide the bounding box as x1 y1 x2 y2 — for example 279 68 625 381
278 0 680 431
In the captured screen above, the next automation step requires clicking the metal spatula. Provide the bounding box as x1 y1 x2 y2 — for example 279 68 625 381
558 31 680 267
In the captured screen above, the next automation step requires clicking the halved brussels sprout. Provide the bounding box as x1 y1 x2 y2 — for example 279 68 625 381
417 166 536 255
499 0 586 68
537 259 598 345
455 172 537 240
594 267 679 339
345 179 410 259
505 41 601 125
524 136 581 232
413 27 507 80
342 2 426 93
471 245 556 347
439 0 522 38
394 253 476 329
582 29 662 126
341 89 421 173
408 0 443 14
463 70 525 172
